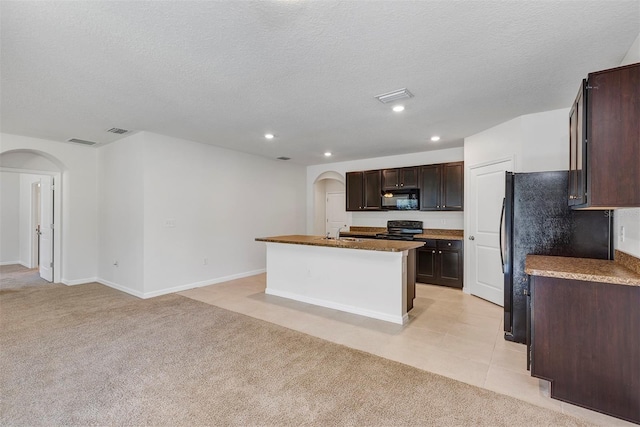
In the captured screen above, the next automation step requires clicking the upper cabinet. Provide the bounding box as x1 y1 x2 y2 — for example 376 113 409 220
346 170 382 211
419 162 464 211
569 63 640 209
382 167 419 190
346 161 464 212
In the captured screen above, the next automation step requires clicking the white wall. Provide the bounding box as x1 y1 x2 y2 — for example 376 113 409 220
0 133 98 284
96 131 307 298
306 147 465 233
464 108 570 174
141 132 306 296
615 31 640 258
0 172 20 264
97 134 145 296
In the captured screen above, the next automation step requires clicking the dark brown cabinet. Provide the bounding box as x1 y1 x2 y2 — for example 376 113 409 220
416 239 463 288
382 167 419 190
346 170 382 211
419 162 464 211
568 80 586 206
530 275 640 424
569 62 640 208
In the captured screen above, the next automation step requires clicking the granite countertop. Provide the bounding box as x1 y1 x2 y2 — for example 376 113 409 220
255 235 425 252
341 227 464 241
525 252 640 287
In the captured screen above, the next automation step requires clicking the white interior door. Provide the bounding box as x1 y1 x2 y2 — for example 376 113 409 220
326 192 347 238
39 176 54 282
467 159 513 306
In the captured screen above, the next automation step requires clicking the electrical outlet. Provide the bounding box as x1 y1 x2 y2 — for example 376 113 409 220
203 258 208 265
113 260 119 267
619 226 625 242
441 219 447 225
164 219 176 228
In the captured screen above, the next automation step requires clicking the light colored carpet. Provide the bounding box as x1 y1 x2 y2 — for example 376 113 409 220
0 265 594 426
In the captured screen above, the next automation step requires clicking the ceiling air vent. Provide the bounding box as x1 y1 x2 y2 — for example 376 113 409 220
68 138 97 146
277 156 291 161
107 127 129 134
374 88 413 104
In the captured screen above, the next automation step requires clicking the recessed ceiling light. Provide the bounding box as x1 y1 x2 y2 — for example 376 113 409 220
265 133 275 140
430 136 441 142
324 152 332 157
392 105 405 112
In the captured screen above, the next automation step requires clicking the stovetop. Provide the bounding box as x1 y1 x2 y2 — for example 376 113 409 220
375 220 424 241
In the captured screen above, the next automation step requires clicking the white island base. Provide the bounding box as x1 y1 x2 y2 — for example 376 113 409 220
264 241 414 324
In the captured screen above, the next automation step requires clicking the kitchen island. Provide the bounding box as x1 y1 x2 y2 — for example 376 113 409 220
255 235 424 324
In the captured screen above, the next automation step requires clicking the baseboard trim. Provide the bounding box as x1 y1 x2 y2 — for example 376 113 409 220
265 288 406 325
96 278 145 298
0 261 22 266
95 269 266 299
141 269 266 299
62 277 98 286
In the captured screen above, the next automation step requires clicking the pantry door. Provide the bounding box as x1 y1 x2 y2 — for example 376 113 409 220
467 159 512 306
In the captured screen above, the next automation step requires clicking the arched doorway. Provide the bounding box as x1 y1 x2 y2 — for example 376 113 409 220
312 171 347 237
0 149 64 283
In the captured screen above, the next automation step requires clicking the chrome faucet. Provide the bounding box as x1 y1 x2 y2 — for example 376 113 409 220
336 226 345 240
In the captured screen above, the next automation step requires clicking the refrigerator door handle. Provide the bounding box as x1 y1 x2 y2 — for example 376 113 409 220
499 197 506 273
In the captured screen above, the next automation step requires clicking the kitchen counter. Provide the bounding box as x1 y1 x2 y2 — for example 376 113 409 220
341 227 464 241
525 251 640 286
255 235 424 252
256 234 420 324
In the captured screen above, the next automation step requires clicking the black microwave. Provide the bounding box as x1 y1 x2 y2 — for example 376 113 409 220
381 189 420 210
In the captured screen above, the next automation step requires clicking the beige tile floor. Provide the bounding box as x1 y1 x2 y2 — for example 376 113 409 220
179 274 633 427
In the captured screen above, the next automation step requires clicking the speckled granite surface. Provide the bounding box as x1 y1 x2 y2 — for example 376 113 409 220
525 254 640 287
255 235 425 252
616 250 640 275
342 227 464 241
414 229 464 240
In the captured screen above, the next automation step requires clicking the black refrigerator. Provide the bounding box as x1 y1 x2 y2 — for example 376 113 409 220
502 171 612 344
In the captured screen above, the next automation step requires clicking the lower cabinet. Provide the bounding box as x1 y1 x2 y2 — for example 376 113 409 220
416 239 463 288
529 275 639 424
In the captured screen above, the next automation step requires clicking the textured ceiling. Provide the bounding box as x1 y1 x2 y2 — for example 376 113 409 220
1 1 638 165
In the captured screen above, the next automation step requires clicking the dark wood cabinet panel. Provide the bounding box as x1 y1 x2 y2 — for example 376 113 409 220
568 80 587 206
420 162 464 211
346 172 364 211
419 165 440 210
570 62 640 208
363 170 382 209
530 276 640 424
416 247 437 283
382 167 419 190
416 239 463 288
442 163 464 210
346 171 381 211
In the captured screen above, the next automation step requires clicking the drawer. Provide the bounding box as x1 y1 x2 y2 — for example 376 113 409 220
437 240 462 250
415 238 437 248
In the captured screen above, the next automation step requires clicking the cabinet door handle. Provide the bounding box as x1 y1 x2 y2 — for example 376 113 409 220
438 251 442 254
400 183 404 187
436 205 440 208
432 250 436 254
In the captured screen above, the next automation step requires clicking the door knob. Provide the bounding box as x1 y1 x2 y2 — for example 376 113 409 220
468 236 475 240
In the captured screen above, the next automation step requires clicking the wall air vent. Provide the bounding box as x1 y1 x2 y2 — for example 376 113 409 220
374 88 413 104
107 127 129 134
277 156 291 161
68 138 97 146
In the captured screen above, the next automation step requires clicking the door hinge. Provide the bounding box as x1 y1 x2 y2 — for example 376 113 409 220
51 184 55 191
50 262 53 268
51 224 55 229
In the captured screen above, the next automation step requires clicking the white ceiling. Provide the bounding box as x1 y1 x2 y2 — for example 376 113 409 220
1 1 638 165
